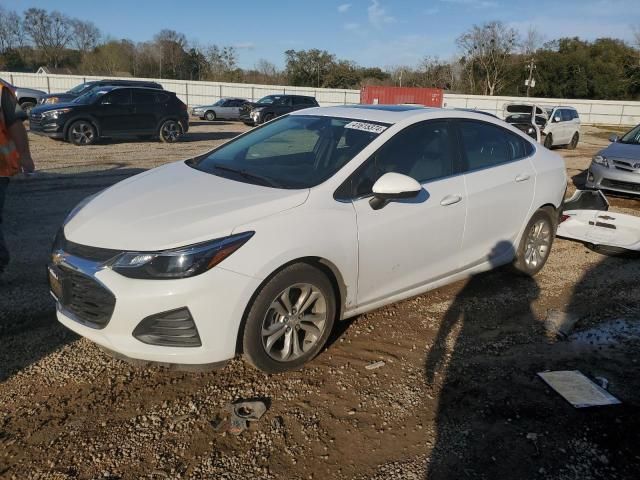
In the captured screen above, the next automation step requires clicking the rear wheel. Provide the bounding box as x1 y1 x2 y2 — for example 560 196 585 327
242 263 336 373
543 134 553 149
159 119 182 143
513 208 555 276
205 111 216 121
20 101 36 116
67 120 97 146
568 132 579 150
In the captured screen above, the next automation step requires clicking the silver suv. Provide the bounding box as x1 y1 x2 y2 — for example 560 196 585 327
504 104 581 149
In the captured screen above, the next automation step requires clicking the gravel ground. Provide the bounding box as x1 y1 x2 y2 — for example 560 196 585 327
0 121 639 479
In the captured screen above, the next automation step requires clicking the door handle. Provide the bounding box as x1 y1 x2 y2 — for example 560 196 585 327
515 174 531 182
440 194 462 206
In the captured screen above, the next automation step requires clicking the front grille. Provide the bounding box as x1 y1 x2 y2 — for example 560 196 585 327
29 113 43 127
601 179 640 192
59 265 116 329
612 159 640 172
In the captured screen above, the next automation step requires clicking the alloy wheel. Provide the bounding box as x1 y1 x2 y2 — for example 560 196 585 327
524 219 551 269
161 121 181 142
70 121 95 145
261 283 327 362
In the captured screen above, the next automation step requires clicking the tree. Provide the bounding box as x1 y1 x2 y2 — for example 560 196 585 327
285 49 336 87
23 8 73 68
71 19 100 55
0 7 24 53
154 29 188 78
206 45 238 80
457 21 518 95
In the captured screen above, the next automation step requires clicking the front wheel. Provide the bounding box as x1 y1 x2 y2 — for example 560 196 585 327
242 263 336 373
204 111 216 121
159 119 182 143
67 120 97 146
513 209 555 276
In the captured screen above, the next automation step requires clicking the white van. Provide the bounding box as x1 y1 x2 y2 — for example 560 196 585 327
503 104 581 149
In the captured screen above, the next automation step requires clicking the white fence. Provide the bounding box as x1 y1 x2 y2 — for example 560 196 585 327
4 71 640 126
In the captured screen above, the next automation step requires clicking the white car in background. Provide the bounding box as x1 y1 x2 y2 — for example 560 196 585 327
190 97 250 121
504 104 581 149
49 105 567 373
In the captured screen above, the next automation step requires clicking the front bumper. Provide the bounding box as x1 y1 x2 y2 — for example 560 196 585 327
29 118 65 138
53 251 261 366
585 161 640 195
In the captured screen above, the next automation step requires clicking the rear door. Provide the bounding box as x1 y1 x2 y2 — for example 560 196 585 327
96 89 134 134
131 89 158 133
455 119 536 267
216 99 234 119
350 120 467 307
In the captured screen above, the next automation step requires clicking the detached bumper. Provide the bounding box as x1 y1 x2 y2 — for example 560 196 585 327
585 162 640 194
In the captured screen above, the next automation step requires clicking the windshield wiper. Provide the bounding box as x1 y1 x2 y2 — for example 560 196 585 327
212 164 280 188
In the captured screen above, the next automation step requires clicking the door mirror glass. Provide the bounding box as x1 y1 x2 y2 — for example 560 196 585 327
554 115 561 123
609 134 619 143
370 172 421 210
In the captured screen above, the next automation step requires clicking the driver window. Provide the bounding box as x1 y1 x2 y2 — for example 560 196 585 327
351 121 454 197
102 89 131 105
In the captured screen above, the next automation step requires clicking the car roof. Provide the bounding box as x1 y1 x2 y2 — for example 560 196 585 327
292 105 438 123
95 86 172 93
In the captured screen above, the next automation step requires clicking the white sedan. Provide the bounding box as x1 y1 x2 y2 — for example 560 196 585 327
49 106 567 373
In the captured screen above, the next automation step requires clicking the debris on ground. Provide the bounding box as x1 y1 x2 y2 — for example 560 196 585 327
211 400 268 436
538 370 621 408
545 309 580 339
365 360 386 370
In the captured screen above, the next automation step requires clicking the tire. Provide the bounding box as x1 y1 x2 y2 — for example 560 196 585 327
20 101 36 116
67 120 97 146
158 119 182 143
242 263 336 373
204 111 216 121
513 208 555 276
543 134 553 149
262 113 274 124
568 132 579 150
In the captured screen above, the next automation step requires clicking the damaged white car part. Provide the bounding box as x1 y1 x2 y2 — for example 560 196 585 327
503 103 580 149
557 189 640 255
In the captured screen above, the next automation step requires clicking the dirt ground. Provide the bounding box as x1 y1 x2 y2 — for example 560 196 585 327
0 120 639 480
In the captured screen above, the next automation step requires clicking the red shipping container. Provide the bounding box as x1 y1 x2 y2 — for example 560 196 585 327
360 86 443 108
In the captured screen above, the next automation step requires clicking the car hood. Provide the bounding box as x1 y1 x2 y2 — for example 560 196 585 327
64 161 310 251
31 102 79 115
599 142 640 161
40 93 77 103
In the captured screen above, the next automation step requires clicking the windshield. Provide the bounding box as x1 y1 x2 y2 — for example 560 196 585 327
68 82 93 95
73 88 109 104
256 95 277 105
620 125 640 145
505 114 531 122
190 115 388 189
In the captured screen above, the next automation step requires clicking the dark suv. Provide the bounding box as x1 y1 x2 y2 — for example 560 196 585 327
240 94 319 126
39 79 163 105
29 87 189 145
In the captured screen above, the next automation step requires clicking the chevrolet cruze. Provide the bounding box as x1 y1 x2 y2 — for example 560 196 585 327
49 105 567 373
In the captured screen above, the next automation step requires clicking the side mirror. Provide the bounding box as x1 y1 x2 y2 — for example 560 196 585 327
554 115 561 123
369 172 421 210
609 134 619 143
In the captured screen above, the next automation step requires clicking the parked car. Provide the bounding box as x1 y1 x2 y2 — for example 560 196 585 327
49 105 566 373
240 94 319 125
30 86 188 145
503 104 580 149
191 97 250 121
585 124 640 194
39 79 163 105
0 78 47 115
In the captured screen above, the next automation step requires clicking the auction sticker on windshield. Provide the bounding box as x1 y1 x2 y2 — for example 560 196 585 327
344 121 387 134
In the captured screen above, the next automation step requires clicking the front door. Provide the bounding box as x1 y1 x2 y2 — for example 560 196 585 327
351 120 467 307
455 119 536 267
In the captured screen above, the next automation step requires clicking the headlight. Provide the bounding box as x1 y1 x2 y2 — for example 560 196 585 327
592 155 609 167
42 108 71 119
110 231 254 280
45 97 59 104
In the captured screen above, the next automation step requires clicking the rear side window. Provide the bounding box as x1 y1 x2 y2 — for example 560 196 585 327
459 120 531 172
351 121 455 197
571 110 579 120
561 109 573 122
155 92 170 103
132 90 156 104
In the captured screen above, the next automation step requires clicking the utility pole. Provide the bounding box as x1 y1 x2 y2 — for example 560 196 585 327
525 58 536 97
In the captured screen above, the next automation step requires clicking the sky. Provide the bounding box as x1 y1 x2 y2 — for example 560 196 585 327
7 0 640 69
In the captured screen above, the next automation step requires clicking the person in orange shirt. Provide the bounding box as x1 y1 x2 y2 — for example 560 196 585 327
0 80 35 276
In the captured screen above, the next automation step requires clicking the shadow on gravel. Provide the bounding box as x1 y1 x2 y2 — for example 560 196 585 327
424 245 640 479
0 166 146 382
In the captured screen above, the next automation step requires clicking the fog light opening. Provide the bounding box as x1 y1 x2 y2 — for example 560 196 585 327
133 307 202 347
